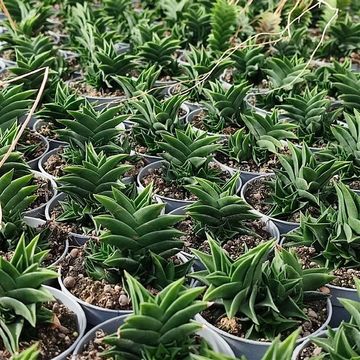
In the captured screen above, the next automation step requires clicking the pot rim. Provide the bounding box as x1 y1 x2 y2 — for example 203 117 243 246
240 174 299 227
195 297 332 346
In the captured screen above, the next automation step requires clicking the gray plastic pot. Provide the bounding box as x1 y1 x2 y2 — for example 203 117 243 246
241 174 298 234
26 133 50 171
24 216 69 268
58 272 132 326
137 160 241 213
85 94 126 111
214 158 273 186
24 170 58 219
219 69 232 90
45 193 91 246
196 298 332 359
291 329 327 360
33 119 68 151
327 283 356 327
60 252 191 326
58 49 79 60
38 146 66 181
170 206 280 270
72 314 235 357
114 42 130 54
281 233 356 327
45 286 87 360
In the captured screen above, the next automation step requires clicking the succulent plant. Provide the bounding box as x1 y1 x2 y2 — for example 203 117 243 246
56 143 131 223
230 43 266 84
159 125 222 186
0 234 58 354
286 182 360 269
131 93 186 155
310 277 360 359
177 45 234 102
112 65 161 98
191 236 332 339
207 0 237 54
56 101 126 153
220 111 296 166
333 68 360 112
37 81 85 129
280 87 340 146
0 169 38 249
185 174 259 241
86 184 187 288
320 17 360 58
11 344 40 360
101 273 210 359
85 39 136 91
183 3 211 46
201 80 251 133
137 33 180 75
0 85 34 131
268 142 348 219
326 110 360 181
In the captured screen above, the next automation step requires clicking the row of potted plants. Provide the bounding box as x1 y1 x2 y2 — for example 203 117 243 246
0 0 359 358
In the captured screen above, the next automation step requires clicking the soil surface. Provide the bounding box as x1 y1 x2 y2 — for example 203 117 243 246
0 301 78 359
41 221 69 267
201 299 328 342
177 217 273 259
37 121 60 140
49 203 84 234
298 343 324 360
191 110 240 135
73 329 110 360
244 177 320 223
290 245 360 289
43 148 67 178
18 129 47 161
68 79 125 98
215 151 279 174
141 167 197 201
28 176 54 210
60 245 131 310
348 179 360 191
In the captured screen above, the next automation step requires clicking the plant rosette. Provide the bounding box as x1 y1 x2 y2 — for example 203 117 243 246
137 160 238 213
170 205 280 269
33 119 68 151
195 299 332 360
281 232 358 327
58 244 191 326
18 129 50 171
45 193 93 246
72 314 235 359
25 170 58 219
241 174 299 234
0 286 87 360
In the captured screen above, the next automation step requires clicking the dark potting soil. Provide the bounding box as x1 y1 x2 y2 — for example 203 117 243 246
291 245 360 289
28 176 54 210
50 204 83 234
43 148 67 178
177 217 273 259
191 111 240 135
60 245 131 310
0 301 78 360
37 121 60 140
298 343 324 360
41 221 69 267
18 129 47 161
215 151 280 174
68 79 125 98
73 329 110 360
348 179 360 190
201 299 328 342
141 167 197 201
124 158 145 179
244 177 320 223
